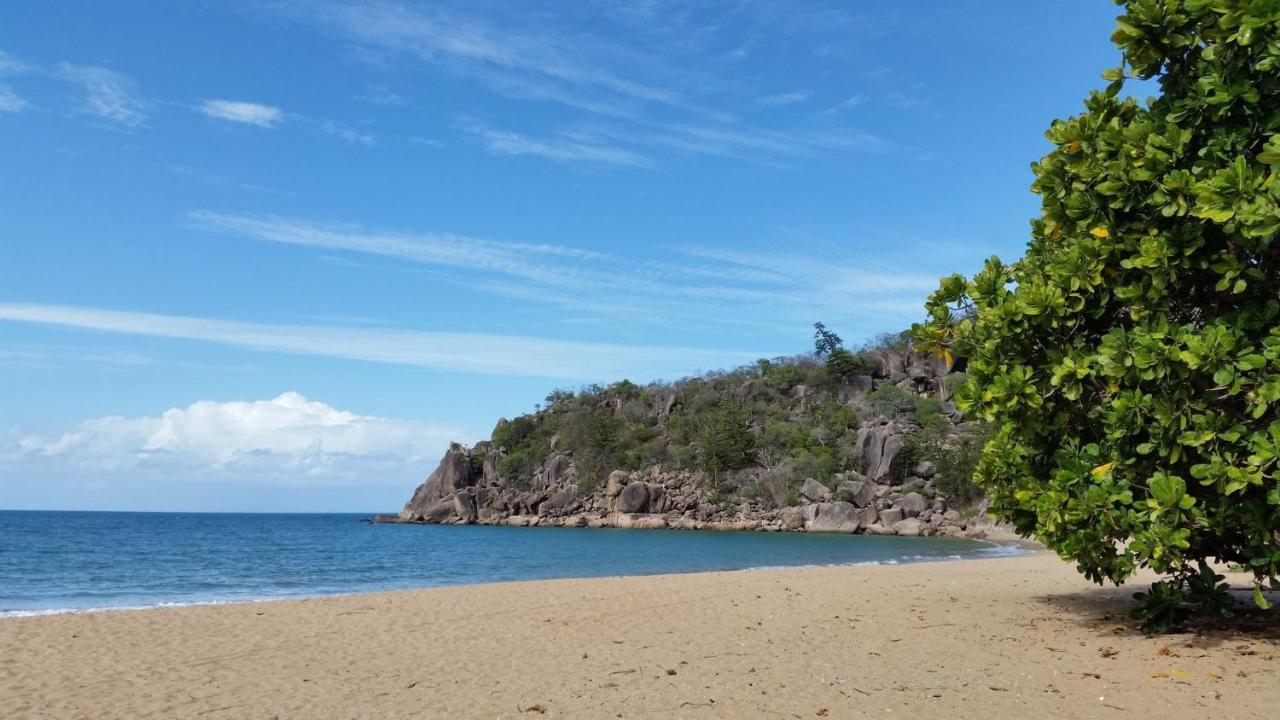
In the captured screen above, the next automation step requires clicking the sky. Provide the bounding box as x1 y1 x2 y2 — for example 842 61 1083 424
0 0 1127 512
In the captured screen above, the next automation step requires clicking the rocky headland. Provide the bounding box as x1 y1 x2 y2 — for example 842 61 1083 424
378 338 1001 539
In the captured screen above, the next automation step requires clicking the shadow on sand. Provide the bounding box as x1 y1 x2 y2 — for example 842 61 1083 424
1039 583 1280 646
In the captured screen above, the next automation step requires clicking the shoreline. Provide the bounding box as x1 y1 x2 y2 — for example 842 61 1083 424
0 534 1036 620
5 552 1276 719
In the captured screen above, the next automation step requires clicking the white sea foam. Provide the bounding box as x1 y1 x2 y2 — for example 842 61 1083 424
739 541 1030 575
0 596 282 619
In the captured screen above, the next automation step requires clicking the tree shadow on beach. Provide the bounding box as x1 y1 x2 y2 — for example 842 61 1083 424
1038 584 1280 646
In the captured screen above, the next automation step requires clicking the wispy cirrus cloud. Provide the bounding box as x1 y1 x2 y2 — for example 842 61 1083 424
0 84 27 113
355 85 407 107
59 63 148 127
0 50 150 128
0 50 30 75
0 51 28 112
303 0 684 107
188 210 605 269
676 245 940 295
183 210 942 336
756 91 810 106
0 344 151 369
196 100 376 145
166 165 294 197
256 1 894 169
562 119 892 167
0 50 145 124
197 98 377 145
0 303 767 381
475 71 639 118
0 49 377 145
462 124 652 168
313 118 376 146
819 88 926 116
199 99 284 127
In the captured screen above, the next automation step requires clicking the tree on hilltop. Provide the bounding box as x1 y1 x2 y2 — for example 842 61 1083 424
813 321 869 380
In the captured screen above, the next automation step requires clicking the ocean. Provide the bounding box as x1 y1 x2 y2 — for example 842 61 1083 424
0 510 1021 616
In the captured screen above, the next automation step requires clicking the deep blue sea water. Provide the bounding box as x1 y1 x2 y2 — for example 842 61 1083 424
0 511 1022 616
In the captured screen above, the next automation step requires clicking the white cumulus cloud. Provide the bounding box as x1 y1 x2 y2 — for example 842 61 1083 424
4 392 459 487
199 99 284 127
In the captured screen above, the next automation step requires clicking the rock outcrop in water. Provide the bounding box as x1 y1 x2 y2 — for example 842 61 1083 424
380 340 998 539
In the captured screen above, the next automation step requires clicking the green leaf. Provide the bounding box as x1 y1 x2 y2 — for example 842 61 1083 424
1148 472 1187 509
1213 367 1236 386
1238 354 1266 371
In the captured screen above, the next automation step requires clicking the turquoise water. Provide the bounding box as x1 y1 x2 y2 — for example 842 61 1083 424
0 511 1020 616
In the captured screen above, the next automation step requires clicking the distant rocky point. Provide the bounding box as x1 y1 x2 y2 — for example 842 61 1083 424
378 340 999 539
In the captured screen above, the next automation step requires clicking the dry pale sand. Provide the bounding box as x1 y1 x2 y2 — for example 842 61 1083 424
3 551 1278 719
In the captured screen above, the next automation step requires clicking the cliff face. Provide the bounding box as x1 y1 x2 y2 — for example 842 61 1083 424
380 344 996 539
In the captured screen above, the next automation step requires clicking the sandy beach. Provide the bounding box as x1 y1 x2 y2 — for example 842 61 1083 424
3 551 1277 719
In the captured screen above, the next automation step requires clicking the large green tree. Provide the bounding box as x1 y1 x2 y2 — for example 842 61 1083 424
914 0 1280 627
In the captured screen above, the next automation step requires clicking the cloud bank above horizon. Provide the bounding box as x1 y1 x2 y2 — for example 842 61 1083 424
1 392 458 512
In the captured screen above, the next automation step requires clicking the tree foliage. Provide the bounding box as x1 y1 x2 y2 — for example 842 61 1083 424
695 400 758 479
914 0 1280 623
813 321 872 379
812 322 844 357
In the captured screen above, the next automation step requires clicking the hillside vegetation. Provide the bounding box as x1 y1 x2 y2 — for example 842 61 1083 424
386 326 994 537
495 329 980 508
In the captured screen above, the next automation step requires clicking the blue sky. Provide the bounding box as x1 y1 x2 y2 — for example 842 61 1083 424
0 0 1124 512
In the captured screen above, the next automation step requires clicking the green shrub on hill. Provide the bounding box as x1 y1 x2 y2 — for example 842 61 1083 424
866 383 917 418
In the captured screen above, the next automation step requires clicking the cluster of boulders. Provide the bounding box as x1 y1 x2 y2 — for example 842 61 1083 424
870 346 941 383
376 446 992 539
785 468 978 538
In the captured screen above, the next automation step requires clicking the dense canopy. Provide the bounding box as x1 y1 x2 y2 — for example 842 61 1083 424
914 0 1280 626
